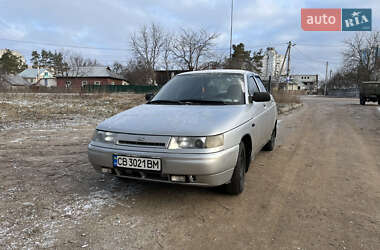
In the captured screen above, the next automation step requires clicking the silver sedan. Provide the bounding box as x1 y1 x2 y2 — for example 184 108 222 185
88 69 277 194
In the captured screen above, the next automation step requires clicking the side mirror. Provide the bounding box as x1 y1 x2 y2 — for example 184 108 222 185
145 93 154 101
250 92 271 103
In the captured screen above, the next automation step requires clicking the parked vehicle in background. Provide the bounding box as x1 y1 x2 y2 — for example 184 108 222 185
359 81 380 105
88 70 278 195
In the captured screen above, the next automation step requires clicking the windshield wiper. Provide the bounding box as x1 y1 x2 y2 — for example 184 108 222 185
147 100 184 105
179 99 227 105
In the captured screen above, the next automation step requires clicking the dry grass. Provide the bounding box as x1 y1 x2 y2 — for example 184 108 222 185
0 92 145 126
1 90 302 130
272 90 301 104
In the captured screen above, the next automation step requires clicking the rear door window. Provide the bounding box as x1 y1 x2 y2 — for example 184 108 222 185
247 76 259 96
254 76 267 92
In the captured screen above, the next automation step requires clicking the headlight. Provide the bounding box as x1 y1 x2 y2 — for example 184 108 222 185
168 134 224 149
92 130 115 144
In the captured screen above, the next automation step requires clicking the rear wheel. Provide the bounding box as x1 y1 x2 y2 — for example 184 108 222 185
225 142 246 195
360 97 365 105
263 125 277 151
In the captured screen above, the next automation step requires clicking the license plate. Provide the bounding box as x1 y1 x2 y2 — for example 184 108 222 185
113 155 161 171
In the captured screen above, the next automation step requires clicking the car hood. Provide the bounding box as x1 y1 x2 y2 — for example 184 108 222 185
97 104 252 136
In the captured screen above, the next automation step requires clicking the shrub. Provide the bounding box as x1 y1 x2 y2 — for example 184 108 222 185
272 90 301 104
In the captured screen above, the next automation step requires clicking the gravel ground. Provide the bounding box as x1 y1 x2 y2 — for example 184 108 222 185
0 94 379 249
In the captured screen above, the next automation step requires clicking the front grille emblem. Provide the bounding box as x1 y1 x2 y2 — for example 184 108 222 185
137 137 146 142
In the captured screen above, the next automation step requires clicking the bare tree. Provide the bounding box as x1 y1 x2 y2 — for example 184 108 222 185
111 61 124 74
123 59 151 85
171 29 219 71
130 23 164 83
62 52 98 77
343 31 379 82
60 51 99 88
162 35 173 72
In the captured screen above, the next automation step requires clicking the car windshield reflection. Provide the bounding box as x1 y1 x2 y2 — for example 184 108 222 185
150 73 245 105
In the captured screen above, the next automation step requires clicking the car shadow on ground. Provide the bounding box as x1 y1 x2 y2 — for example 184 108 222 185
80 170 230 203
348 103 379 106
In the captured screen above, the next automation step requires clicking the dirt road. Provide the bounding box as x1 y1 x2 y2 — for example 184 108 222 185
0 96 379 249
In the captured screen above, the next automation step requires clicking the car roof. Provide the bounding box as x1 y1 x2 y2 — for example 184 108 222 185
178 69 259 77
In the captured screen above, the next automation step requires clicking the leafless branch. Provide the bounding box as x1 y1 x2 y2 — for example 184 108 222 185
130 23 164 82
343 31 379 81
171 28 219 71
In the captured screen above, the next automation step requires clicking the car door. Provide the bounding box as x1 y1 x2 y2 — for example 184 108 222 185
247 75 267 153
254 76 275 141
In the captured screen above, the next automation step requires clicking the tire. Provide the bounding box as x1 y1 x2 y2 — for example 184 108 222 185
360 98 365 105
263 125 277 151
225 142 246 195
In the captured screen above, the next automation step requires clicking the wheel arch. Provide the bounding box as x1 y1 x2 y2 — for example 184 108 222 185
241 134 252 172
274 120 278 135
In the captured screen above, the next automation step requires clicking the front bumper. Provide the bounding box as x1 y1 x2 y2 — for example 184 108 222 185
88 144 239 187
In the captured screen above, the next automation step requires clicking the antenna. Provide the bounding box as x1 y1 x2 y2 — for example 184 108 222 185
229 0 234 59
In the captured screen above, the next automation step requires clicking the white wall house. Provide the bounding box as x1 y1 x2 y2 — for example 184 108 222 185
289 74 318 92
18 68 57 87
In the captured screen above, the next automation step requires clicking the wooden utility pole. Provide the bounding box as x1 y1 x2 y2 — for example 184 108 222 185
286 41 292 77
279 44 289 81
279 41 295 88
279 46 289 81
324 61 328 96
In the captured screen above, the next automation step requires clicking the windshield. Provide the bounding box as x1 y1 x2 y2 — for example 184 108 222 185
150 73 245 105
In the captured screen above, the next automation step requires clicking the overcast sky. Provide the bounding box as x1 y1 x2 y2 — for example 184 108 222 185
0 0 379 78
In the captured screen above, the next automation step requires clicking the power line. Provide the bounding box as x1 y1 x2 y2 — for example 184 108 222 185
296 43 344 48
0 38 132 51
1 37 347 69
0 37 288 53
293 47 341 64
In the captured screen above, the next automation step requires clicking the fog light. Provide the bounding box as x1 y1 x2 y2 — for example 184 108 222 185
171 175 186 182
189 175 196 182
101 168 112 174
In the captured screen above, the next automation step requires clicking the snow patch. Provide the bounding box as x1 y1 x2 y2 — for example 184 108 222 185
10 138 24 143
0 189 128 249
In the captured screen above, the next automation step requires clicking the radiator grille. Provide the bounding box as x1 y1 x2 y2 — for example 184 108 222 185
117 140 166 147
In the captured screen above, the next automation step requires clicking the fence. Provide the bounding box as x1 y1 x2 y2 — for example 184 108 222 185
82 85 161 93
327 88 359 98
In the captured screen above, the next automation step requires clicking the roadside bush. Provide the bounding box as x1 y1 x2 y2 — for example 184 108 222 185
272 90 301 104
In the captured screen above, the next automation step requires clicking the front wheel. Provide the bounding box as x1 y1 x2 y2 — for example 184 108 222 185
225 142 246 195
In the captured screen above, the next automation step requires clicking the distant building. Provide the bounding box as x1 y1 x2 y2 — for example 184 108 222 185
0 74 31 89
289 74 318 92
261 47 286 80
0 49 26 64
19 68 57 87
56 66 127 88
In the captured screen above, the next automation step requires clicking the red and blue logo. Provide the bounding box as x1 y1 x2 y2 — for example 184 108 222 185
301 8 371 31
